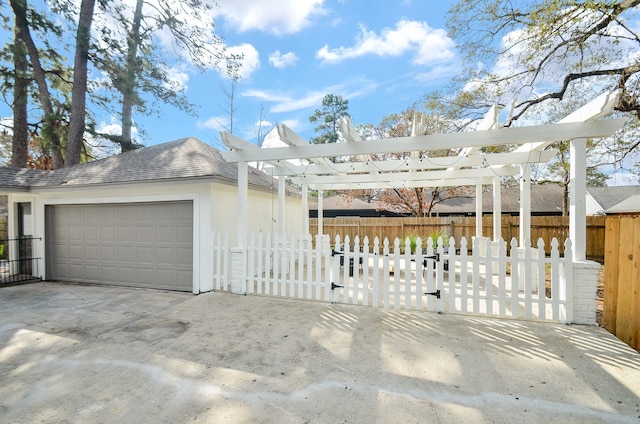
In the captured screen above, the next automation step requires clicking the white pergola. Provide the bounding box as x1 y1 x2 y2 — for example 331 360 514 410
220 90 626 262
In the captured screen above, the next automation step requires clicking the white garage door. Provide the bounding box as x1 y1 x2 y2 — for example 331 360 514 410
46 201 193 291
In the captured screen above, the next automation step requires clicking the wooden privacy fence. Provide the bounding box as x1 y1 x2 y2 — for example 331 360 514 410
310 216 605 261
603 216 640 351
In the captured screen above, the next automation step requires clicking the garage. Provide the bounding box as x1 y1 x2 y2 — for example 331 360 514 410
45 201 193 291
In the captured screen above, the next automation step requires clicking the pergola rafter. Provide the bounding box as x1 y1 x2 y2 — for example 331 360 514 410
265 149 558 177
219 89 626 262
220 118 625 163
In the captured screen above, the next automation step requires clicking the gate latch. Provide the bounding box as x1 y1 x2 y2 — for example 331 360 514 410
424 290 441 299
423 254 440 262
331 282 344 290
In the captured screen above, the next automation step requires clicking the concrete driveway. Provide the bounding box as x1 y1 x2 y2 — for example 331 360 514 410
1 282 639 423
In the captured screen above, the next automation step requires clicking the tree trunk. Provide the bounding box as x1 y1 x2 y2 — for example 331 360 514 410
66 0 96 166
10 0 64 168
119 0 143 153
11 19 29 168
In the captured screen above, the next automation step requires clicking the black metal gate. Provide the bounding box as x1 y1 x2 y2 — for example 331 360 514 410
0 237 42 285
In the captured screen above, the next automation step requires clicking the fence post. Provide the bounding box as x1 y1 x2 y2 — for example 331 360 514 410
230 247 246 294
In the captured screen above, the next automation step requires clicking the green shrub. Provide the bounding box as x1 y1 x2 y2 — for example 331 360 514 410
426 229 450 248
403 234 420 254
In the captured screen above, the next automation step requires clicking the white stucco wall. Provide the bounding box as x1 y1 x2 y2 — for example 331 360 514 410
211 183 304 246
9 181 213 294
7 179 304 294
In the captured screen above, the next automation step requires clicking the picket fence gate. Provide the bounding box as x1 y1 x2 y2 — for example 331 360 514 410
212 233 573 323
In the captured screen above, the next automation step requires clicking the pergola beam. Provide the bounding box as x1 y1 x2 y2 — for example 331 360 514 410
307 176 498 190
513 89 620 153
276 124 332 165
291 166 519 186
221 118 626 163
266 149 558 177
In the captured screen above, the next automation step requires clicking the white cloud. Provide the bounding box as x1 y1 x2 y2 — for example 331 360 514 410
607 172 639 186
164 65 190 91
90 120 137 157
269 51 299 69
242 79 377 114
215 0 327 34
316 19 456 66
472 14 640 108
197 115 230 132
224 43 260 79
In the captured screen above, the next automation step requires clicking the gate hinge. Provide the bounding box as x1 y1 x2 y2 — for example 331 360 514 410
424 290 441 299
331 282 343 290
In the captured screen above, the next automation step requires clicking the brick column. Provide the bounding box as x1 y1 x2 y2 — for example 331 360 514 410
571 260 600 325
230 247 246 294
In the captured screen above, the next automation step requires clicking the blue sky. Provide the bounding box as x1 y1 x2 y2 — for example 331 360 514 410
125 0 459 150
2 0 638 185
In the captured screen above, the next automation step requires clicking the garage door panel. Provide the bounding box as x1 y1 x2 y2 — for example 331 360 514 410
47 202 193 291
118 206 138 221
136 227 155 243
68 244 85 259
100 245 117 261
52 243 69 259
136 246 155 263
176 227 192 243
176 247 192 263
137 268 156 284
100 206 119 224
156 227 175 243
99 228 116 241
83 245 100 261
85 265 101 281
156 246 175 263
118 227 137 243
156 269 180 287
117 267 138 284
68 207 84 222
68 227 84 242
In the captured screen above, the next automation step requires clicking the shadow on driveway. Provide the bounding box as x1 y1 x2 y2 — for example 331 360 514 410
1 282 639 423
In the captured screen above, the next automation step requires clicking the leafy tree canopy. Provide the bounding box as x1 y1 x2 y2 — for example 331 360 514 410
309 94 350 144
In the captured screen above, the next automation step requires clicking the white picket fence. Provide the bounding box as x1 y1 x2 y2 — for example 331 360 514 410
212 233 573 323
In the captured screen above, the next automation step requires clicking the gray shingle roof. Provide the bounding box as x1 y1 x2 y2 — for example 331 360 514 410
0 167 47 190
603 193 640 214
0 137 289 192
587 185 640 211
309 184 566 215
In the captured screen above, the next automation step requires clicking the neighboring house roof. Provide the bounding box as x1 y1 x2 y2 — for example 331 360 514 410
587 185 640 214
309 195 377 210
0 137 295 194
311 184 566 216
604 194 640 214
424 184 565 215
308 194 405 217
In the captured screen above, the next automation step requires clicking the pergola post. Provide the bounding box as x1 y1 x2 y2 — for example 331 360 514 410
231 161 248 294
475 184 483 238
302 184 309 235
317 189 324 236
570 138 587 261
492 177 502 240
278 176 285 237
519 164 531 247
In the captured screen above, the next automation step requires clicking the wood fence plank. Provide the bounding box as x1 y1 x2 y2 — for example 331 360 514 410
615 218 635 345
310 215 605 261
631 219 640 350
603 218 620 332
